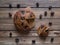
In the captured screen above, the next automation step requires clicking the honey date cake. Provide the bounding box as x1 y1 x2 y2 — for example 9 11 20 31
13 7 35 33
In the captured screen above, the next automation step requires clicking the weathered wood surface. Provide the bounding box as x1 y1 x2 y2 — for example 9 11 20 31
0 0 60 45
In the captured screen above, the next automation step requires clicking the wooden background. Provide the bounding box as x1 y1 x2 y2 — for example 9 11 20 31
0 0 60 45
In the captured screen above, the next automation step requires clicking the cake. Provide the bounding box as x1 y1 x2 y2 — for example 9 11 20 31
13 7 35 33
37 25 49 37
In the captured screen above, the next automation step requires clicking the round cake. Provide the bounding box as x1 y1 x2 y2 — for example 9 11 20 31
14 7 35 33
37 25 49 37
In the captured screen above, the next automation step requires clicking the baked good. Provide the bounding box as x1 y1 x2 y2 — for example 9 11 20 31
37 25 49 37
14 7 35 32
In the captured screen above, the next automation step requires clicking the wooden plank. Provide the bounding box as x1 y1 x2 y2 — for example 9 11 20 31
0 30 60 37
0 0 60 7
0 36 60 44
0 1 60 44
0 18 60 24
0 22 60 31
0 8 60 19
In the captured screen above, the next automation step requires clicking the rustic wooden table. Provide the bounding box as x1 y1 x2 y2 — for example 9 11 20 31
0 0 60 45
